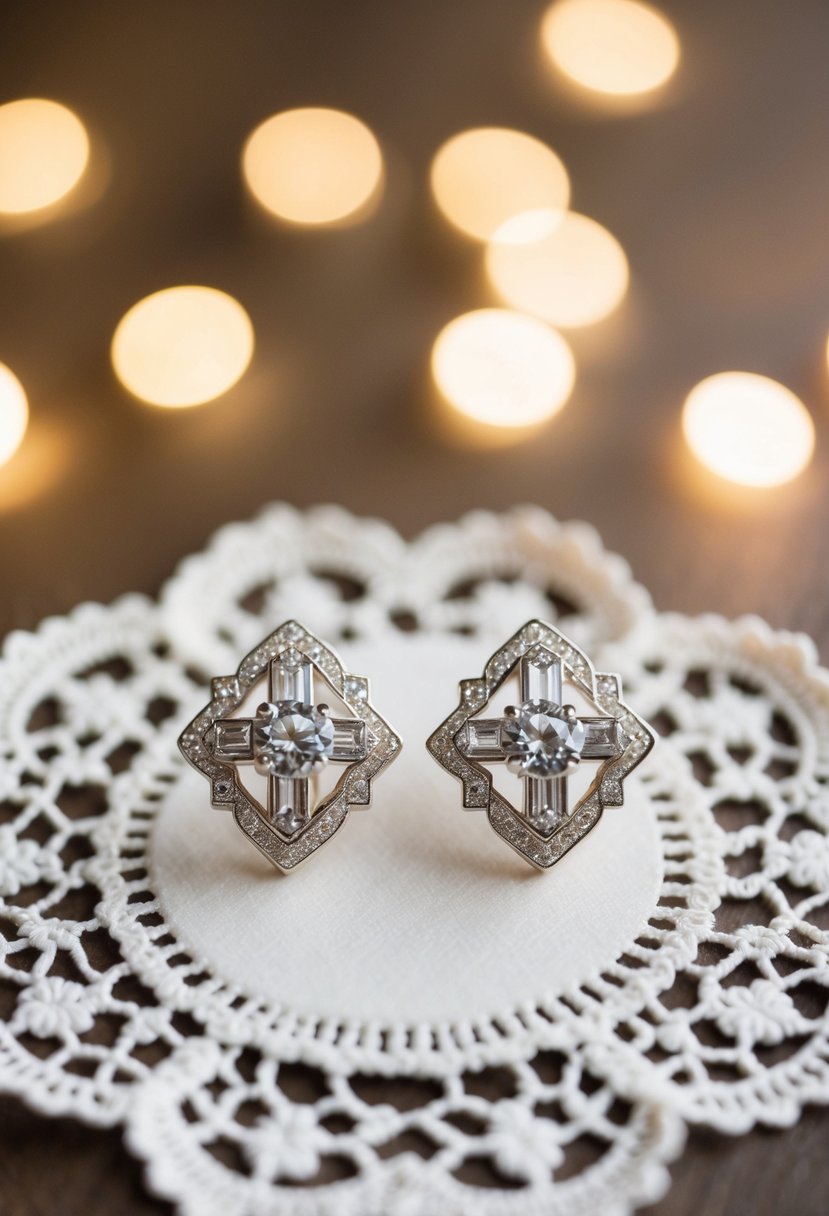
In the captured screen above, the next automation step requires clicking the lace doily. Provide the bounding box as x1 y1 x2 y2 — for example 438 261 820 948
0 504 827 1215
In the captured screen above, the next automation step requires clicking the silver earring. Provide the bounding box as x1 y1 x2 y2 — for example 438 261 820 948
427 619 654 870
179 620 401 871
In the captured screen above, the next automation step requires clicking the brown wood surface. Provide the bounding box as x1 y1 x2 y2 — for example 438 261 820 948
2 0 829 1211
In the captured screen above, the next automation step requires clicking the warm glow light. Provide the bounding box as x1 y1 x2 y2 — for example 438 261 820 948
541 0 680 97
0 363 29 467
112 287 254 408
242 107 383 225
430 128 570 242
431 309 575 429
486 210 628 328
683 373 814 488
0 99 89 214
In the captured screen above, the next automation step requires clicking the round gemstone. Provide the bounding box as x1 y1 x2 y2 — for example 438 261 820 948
500 699 585 777
253 700 335 777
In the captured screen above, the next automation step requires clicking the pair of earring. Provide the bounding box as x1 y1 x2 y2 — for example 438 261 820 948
178 619 654 872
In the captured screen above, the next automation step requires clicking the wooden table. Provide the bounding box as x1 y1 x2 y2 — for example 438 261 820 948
1 1 828 1210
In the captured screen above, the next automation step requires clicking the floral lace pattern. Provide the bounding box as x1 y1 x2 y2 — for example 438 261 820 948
594 615 829 1130
0 506 827 1213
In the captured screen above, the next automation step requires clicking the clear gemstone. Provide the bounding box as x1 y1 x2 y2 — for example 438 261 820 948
253 700 335 777
272 803 308 836
280 647 303 670
530 805 562 835
500 699 586 778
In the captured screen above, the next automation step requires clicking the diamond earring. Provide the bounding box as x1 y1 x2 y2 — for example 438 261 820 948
426 619 654 870
179 620 401 871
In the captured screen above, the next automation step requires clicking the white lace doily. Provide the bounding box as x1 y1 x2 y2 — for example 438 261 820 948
1 504 827 1215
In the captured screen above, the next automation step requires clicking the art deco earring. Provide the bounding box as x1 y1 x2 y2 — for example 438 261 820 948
178 620 401 871
426 619 654 870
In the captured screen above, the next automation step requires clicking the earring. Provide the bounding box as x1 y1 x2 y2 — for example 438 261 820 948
426 619 654 870
179 620 401 871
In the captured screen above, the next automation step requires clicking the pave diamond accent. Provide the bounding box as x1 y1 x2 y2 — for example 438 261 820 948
253 700 335 778
427 619 655 869
501 699 586 778
180 620 402 871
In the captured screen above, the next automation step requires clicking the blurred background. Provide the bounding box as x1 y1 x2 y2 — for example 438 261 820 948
2 1 829 1211
2 0 829 642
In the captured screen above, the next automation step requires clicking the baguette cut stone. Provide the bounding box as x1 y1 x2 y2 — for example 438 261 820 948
501 699 586 777
253 700 335 777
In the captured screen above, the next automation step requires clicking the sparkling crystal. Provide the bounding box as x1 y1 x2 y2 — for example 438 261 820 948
500 699 586 778
530 805 562 835
272 803 307 836
253 700 335 777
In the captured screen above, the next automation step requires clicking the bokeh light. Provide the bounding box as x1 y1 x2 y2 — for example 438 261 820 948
0 362 29 467
431 308 575 429
242 107 383 225
486 210 628 328
430 128 570 242
0 98 89 215
682 372 814 488
112 286 254 408
540 0 680 98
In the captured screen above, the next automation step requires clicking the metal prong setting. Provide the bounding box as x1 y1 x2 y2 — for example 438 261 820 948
427 619 656 870
179 621 401 872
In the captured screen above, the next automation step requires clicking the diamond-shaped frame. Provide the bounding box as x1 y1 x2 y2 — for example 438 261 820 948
426 619 655 869
178 620 401 871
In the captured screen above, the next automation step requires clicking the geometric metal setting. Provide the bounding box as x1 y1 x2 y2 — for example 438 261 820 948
427 618 655 870
178 620 401 872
